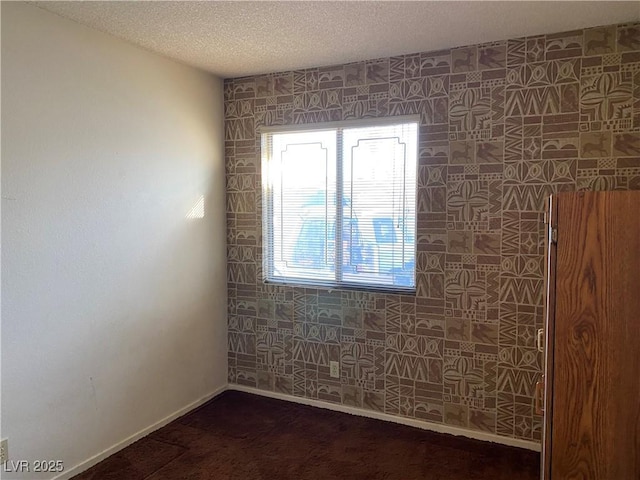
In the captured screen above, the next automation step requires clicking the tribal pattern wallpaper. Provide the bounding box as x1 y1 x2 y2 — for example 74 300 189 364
224 22 640 442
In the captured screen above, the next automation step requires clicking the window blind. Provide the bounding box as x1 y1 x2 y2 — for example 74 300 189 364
262 119 418 292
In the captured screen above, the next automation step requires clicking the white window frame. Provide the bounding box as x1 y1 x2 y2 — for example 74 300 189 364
260 115 419 293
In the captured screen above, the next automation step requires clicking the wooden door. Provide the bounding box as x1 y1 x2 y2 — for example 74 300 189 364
541 195 557 480
546 191 640 479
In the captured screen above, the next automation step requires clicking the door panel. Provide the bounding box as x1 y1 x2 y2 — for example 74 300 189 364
541 195 557 480
551 191 640 479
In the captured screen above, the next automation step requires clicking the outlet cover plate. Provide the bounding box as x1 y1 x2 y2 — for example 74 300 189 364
0 438 8 464
329 361 339 378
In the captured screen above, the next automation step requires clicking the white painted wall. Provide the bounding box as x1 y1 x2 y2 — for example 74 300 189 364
1 3 227 478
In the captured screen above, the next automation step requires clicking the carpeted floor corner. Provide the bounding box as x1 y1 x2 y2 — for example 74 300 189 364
72 391 540 479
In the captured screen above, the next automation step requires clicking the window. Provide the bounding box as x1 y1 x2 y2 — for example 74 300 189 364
261 118 418 292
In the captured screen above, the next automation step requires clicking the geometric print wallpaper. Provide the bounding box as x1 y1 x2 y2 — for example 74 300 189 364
224 22 640 442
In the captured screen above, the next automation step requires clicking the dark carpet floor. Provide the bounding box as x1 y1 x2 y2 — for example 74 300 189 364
72 391 540 480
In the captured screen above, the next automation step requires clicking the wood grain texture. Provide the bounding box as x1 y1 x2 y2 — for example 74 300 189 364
549 191 640 480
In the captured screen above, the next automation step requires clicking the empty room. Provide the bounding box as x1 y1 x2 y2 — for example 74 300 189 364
2 1 639 479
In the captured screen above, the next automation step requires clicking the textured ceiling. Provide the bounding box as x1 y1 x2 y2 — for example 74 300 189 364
33 1 640 78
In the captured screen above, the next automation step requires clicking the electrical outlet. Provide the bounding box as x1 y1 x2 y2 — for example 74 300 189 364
329 361 339 378
0 438 8 464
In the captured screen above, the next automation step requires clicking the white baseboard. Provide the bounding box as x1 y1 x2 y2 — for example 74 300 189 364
52 381 539 480
53 384 228 480
229 384 542 452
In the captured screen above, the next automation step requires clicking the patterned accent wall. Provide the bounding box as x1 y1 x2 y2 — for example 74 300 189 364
224 22 640 442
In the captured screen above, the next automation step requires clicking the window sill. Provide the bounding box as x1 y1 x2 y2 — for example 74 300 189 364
263 278 416 296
